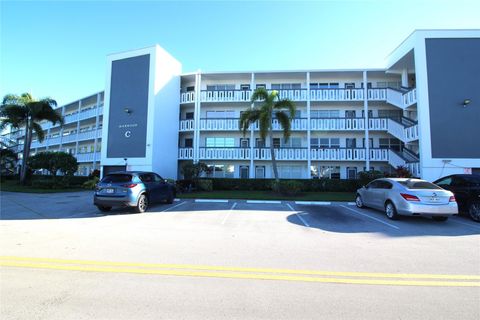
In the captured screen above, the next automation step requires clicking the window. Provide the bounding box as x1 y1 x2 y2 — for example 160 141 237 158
186 86 195 92
345 83 355 89
362 138 373 148
206 84 235 91
273 138 281 148
346 138 356 148
435 177 452 187
206 137 235 148
311 165 340 179
361 82 372 88
378 109 402 120
240 138 249 148
255 138 265 148
206 110 235 118
185 112 194 120
345 110 356 118
347 167 357 180
206 164 235 178
240 84 250 90
361 110 373 118
310 110 340 118
184 138 193 148
278 165 303 179
240 166 249 179
397 180 442 190
255 166 265 178
310 83 338 89
312 137 339 148
281 137 301 148
256 84 266 89
271 83 302 90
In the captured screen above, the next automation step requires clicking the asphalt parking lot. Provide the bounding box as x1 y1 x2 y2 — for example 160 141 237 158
1 191 479 319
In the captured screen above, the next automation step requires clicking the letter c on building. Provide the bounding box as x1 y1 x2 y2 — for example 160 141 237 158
125 130 131 138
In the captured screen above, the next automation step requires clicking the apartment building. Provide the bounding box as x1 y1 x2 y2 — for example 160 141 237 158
4 29 479 181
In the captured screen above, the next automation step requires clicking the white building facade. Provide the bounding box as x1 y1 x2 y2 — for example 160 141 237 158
4 30 479 181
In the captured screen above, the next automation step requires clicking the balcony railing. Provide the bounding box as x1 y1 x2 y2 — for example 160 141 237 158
179 117 389 132
386 88 417 109
189 88 389 104
178 147 389 161
31 128 102 148
75 152 101 163
387 118 419 143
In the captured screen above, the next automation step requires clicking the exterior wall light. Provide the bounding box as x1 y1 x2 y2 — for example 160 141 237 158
463 99 471 107
124 107 132 114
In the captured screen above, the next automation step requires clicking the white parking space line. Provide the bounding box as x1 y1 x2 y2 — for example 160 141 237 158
195 199 229 203
347 202 356 206
287 203 310 227
161 201 186 212
221 202 237 225
295 201 331 205
450 218 480 230
246 200 282 204
340 205 400 230
174 199 181 202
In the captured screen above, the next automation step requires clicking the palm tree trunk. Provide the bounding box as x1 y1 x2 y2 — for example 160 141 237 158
270 132 279 182
20 122 32 185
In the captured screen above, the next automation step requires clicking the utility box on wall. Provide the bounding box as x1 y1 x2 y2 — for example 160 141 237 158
100 45 182 179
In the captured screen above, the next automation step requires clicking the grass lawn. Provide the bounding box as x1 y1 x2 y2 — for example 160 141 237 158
0 180 86 193
178 190 355 202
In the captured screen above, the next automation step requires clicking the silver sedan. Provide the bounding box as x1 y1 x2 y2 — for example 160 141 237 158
355 178 458 221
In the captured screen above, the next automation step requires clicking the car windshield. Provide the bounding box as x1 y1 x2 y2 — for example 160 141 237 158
101 174 132 183
398 180 442 190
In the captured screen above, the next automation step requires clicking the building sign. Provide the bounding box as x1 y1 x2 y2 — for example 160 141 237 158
107 54 150 158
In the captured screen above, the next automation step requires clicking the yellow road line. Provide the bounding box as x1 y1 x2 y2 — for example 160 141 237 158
1 256 479 280
1 261 479 287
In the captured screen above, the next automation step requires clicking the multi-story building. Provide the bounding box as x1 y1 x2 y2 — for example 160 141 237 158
3 29 479 181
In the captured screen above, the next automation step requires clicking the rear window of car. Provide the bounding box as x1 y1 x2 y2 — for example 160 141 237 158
398 180 442 190
101 174 132 183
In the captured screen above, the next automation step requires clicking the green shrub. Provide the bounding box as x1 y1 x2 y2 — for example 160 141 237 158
31 179 68 189
82 177 99 189
196 179 213 191
358 170 385 186
271 180 303 196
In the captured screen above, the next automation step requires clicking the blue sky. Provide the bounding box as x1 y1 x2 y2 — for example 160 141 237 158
1 0 479 106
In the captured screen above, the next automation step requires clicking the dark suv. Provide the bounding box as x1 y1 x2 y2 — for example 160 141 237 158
93 171 175 213
434 174 480 222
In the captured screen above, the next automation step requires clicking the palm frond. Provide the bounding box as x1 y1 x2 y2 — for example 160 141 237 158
275 111 291 141
250 87 270 103
239 109 261 136
32 122 45 142
273 99 296 119
258 111 270 141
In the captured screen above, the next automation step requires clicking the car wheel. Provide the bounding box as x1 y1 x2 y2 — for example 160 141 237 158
432 216 448 222
468 202 480 222
134 194 148 213
96 205 112 212
355 194 364 208
385 201 398 220
166 191 174 204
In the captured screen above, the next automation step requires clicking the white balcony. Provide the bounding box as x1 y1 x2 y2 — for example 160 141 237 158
387 119 419 143
405 124 419 142
179 147 389 162
180 92 195 104
201 90 251 103
386 88 417 109
75 152 101 163
180 117 389 132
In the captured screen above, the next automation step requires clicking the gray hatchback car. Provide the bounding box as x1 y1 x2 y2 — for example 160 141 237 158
355 178 458 221
94 171 175 213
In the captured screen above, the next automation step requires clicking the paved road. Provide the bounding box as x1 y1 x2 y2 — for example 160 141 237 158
1 191 479 319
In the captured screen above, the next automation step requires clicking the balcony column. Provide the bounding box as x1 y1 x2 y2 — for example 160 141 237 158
401 68 409 88
306 72 311 179
249 72 255 178
193 72 201 163
363 70 370 171
45 127 51 151
92 93 102 170
74 100 81 160
58 105 65 152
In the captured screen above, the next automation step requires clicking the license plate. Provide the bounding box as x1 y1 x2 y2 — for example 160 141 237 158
105 188 114 194
430 197 439 201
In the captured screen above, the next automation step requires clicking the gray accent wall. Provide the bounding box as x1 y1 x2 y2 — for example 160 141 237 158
107 54 150 158
426 38 480 158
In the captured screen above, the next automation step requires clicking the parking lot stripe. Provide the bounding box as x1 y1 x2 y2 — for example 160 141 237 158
295 201 331 205
1 259 479 287
287 203 310 227
340 205 400 230
161 201 186 212
246 200 282 204
195 199 229 203
221 202 237 225
450 218 480 230
347 202 356 206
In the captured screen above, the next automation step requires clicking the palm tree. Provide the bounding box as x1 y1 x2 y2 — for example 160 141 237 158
0 93 63 184
239 88 296 181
